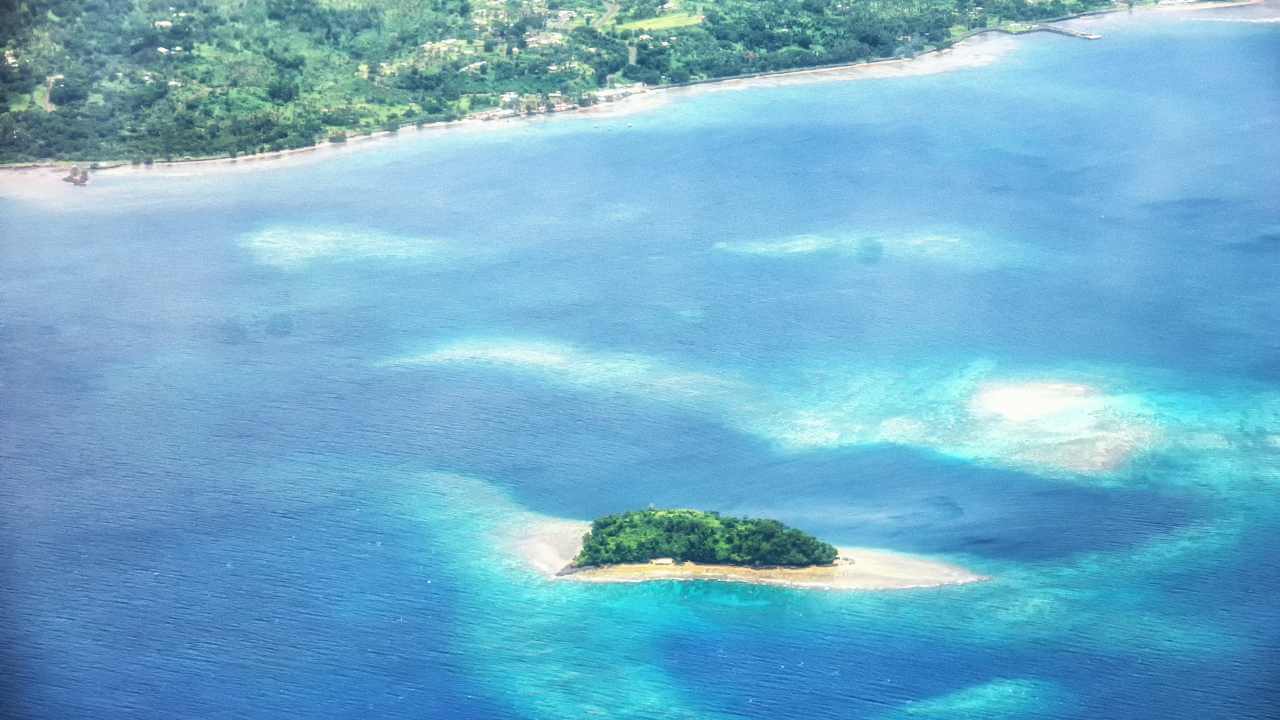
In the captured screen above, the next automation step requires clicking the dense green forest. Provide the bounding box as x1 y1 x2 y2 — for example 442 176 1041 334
574 509 840 567
0 0 1116 162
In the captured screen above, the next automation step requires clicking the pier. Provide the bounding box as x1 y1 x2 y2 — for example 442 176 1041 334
974 24 1102 41
1031 25 1103 40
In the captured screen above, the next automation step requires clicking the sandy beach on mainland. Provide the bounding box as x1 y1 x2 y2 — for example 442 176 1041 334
0 30 1008 201
1 0 1267 205
511 518 986 591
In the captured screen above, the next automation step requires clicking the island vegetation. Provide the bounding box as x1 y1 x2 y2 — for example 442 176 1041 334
0 0 1120 163
573 508 839 567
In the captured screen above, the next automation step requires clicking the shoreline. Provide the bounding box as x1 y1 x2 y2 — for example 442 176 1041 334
0 30 1008 183
511 518 987 591
0 0 1266 201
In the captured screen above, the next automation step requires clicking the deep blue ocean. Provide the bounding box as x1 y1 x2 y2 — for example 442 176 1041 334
3 10 1279 719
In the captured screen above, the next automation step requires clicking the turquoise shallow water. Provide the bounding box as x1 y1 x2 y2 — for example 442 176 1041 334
2 11 1279 719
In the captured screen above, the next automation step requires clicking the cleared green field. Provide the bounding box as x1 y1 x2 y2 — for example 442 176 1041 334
8 92 31 112
615 13 704 32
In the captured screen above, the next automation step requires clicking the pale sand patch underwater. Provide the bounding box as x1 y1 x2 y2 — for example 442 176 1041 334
889 678 1068 719
391 338 743 406
712 229 1024 269
966 381 1159 473
239 224 458 269
392 339 1165 477
749 371 1162 477
511 518 986 591
970 381 1097 422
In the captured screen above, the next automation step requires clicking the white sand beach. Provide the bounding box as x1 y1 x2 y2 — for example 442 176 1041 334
511 518 987 591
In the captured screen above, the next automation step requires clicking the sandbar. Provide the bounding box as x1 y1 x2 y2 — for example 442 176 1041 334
512 518 987 591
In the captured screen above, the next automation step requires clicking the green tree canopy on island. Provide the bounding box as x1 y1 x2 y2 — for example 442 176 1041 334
574 509 839 567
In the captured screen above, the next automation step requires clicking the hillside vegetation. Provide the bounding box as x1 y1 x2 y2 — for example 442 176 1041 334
573 509 840 567
0 0 1114 162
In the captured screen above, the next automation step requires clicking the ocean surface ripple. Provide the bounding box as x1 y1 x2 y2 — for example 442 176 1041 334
2 12 1279 720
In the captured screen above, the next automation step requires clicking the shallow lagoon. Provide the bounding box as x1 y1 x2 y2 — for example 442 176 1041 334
2 11 1279 720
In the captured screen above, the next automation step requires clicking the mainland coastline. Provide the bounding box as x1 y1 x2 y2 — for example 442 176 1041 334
0 31 1013 200
0 0 1266 204
512 517 987 591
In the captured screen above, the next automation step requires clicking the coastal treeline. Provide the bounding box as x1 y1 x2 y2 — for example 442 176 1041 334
1 0 1114 162
574 509 839 567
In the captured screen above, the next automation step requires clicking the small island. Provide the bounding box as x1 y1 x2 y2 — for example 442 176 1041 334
572 509 838 568
515 509 986 591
